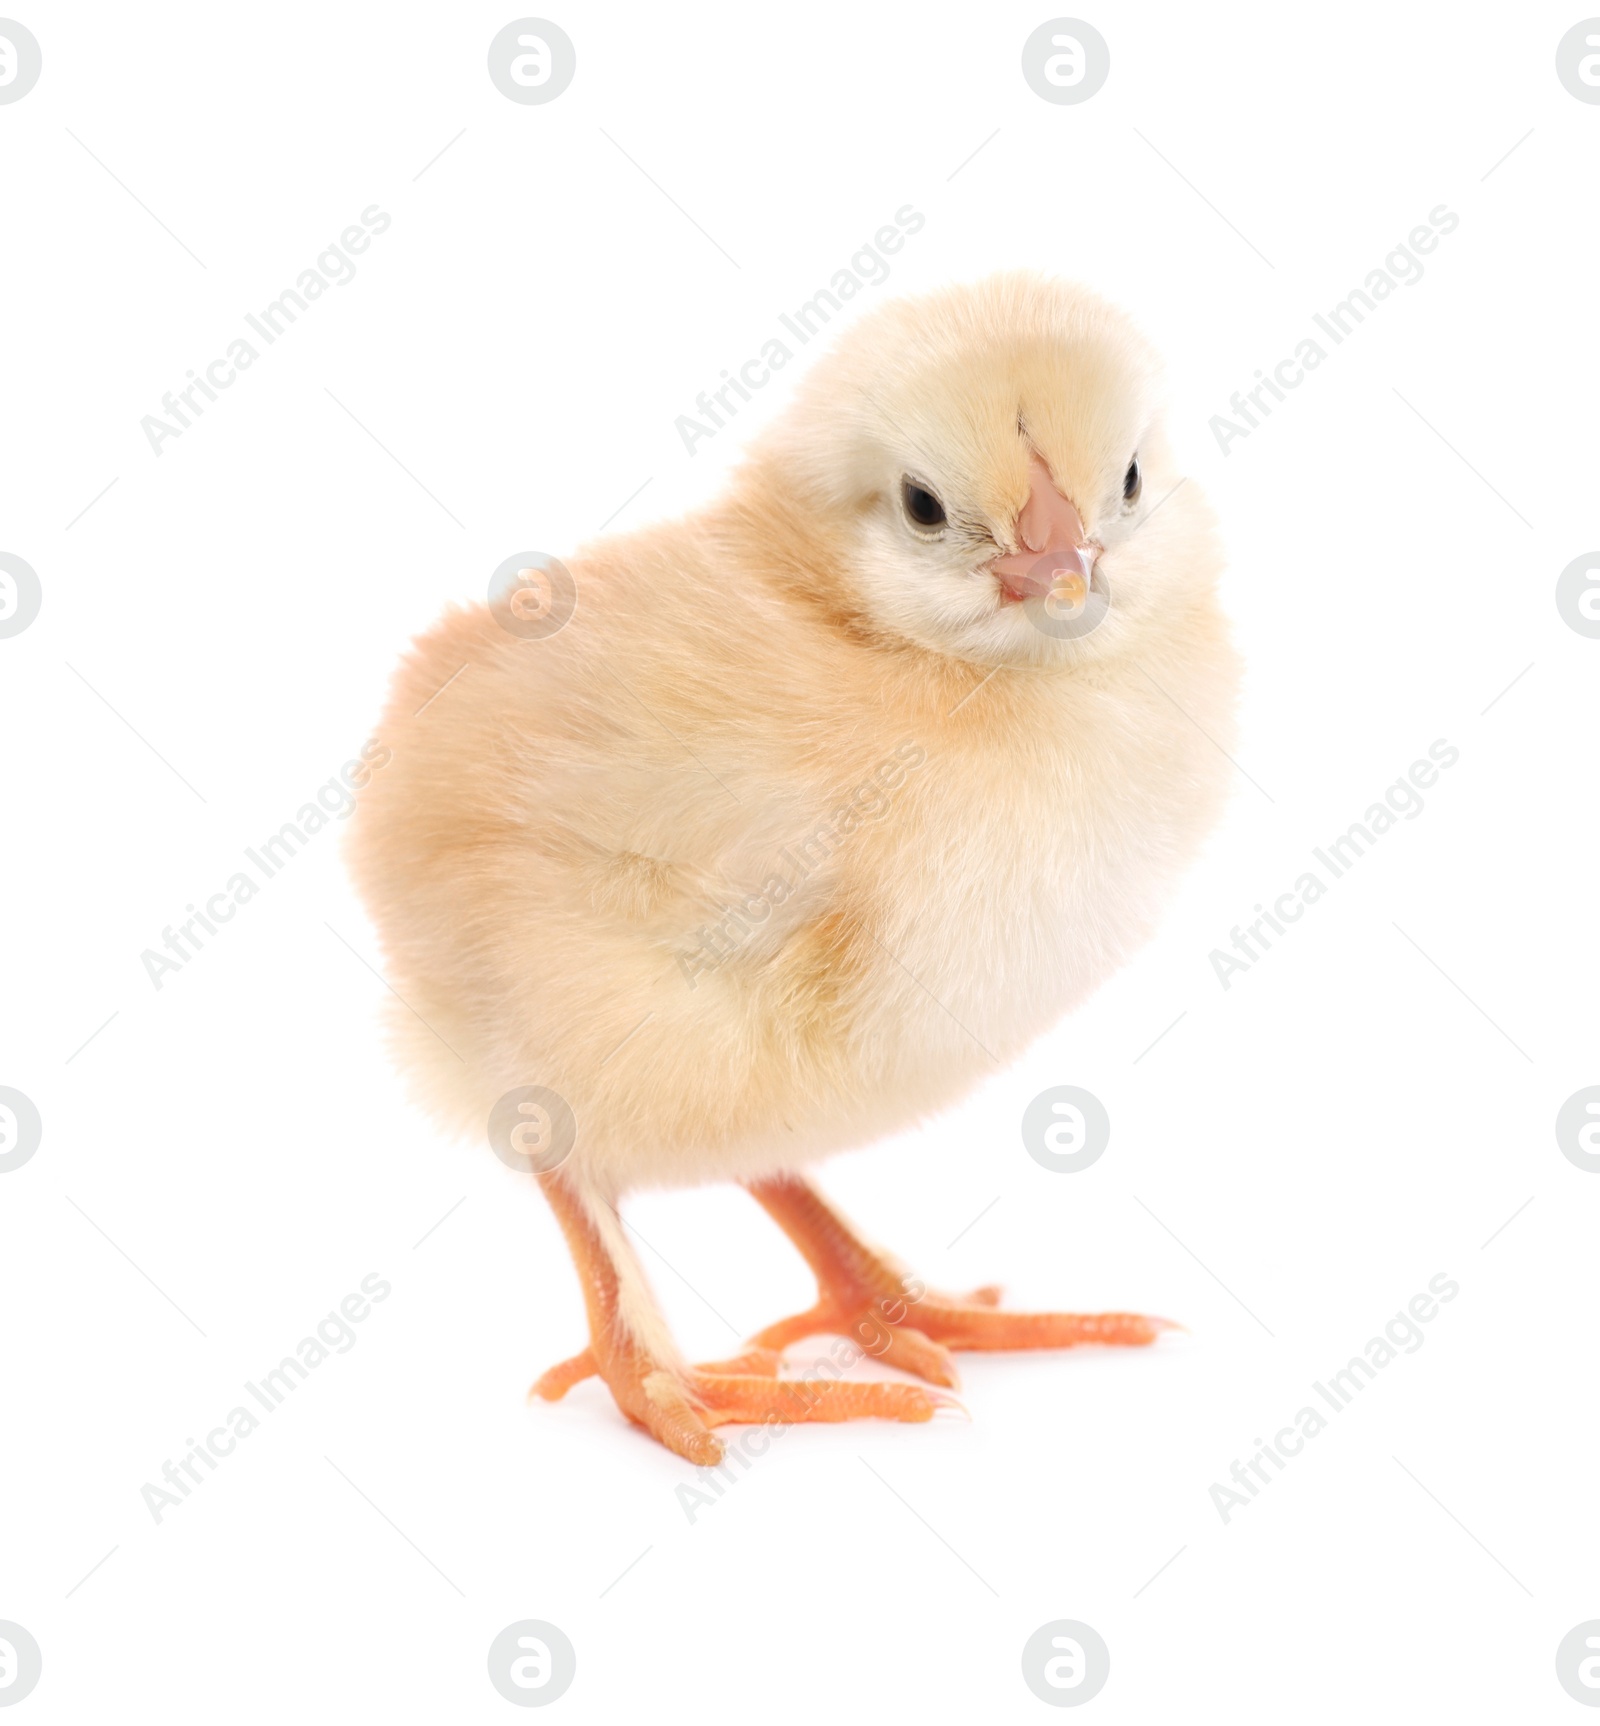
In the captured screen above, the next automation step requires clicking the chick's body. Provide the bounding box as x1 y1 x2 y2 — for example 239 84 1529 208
348 273 1238 1460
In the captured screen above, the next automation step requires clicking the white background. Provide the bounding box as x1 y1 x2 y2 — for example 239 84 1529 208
3 1 1598 1720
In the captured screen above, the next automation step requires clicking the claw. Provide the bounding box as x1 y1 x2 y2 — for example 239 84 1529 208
928 1388 972 1420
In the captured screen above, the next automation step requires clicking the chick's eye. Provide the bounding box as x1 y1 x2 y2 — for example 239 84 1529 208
901 478 947 530
1123 457 1141 506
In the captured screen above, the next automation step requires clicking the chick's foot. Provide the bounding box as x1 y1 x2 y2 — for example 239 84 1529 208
531 1341 952 1467
746 1174 1175 1388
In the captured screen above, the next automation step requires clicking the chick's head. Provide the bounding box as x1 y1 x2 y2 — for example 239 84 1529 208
742 272 1212 668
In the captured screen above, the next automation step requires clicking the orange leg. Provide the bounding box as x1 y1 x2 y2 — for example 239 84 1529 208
529 1172 954 1464
745 1173 1173 1388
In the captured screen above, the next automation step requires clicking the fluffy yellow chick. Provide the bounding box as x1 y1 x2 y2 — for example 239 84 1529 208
347 272 1238 1464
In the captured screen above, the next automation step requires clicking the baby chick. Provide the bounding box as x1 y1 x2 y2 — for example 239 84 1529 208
347 272 1238 1464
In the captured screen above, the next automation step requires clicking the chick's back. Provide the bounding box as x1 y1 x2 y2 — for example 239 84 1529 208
348 508 934 1189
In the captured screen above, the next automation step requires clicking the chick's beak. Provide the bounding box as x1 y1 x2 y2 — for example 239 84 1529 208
989 454 1099 604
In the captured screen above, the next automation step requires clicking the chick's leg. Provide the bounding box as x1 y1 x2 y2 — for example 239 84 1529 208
528 1172 952 1464
745 1173 1169 1389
